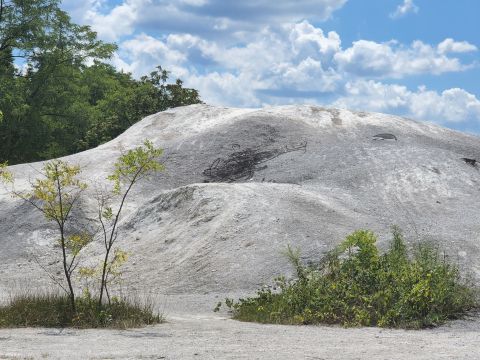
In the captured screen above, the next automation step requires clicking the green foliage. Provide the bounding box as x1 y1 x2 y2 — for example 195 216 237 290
223 229 477 328
65 232 93 257
0 0 63 56
0 1 201 164
1 141 163 317
108 140 164 194
27 160 87 221
7 159 90 312
0 292 162 329
0 0 116 163
0 141 164 325
79 248 129 298
0 161 12 183
90 140 164 306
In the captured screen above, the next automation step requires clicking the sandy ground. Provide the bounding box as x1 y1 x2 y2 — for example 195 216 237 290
1 294 480 360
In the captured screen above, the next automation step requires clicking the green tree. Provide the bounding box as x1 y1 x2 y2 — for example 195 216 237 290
1 140 164 312
0 0 57 59
95 140 164 306
1 160 90 312
0 1 201 164
0 0 115 163
81 65 202 150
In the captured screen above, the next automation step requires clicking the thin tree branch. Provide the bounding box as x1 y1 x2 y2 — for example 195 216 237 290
31 253 68 295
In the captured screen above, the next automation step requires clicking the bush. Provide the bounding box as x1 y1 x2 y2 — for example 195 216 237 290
0 291 163 329
222 228 478 328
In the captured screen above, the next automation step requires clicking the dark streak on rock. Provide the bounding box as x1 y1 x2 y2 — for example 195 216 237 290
203 141 307 182
461 158 477 167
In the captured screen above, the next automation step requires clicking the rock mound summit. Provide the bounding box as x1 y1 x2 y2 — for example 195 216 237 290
1 104 480 294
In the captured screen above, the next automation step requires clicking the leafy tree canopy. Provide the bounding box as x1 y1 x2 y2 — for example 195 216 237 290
0 0 201 164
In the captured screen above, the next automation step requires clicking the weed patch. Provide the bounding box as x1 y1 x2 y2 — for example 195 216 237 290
220 228 478 328
0 292 163 329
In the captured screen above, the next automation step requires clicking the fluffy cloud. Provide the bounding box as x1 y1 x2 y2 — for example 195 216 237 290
178 0 348 22
115 33 191 77
114 20 476 91
334 39 473 77
60 1 479 127
437 38 478 54
390 0 418 19
62 0 142 41
110 19 480 126
187 72 265 107
334 81 480 124
289 21 341 60
410 88 480 123
63 0 347 42
88 2 140 41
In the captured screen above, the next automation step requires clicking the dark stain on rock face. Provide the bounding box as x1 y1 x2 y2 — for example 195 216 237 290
373 133 398 141
310 107 343 125
203 141 307 182
327 109 342 126
461 158 477 167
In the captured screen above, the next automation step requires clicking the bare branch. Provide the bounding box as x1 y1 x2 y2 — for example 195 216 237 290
31 253 68 295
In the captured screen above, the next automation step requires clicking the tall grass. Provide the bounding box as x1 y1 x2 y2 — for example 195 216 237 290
0 291 163 329
222 228 478 328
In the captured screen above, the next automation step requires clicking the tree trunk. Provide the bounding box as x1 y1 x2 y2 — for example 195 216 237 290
60 229 76 313
98 247 111 307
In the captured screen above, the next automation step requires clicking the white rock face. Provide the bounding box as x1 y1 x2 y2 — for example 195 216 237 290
1 104 480 294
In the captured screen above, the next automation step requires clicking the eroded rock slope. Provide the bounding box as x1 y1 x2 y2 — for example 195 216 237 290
1 104 480 294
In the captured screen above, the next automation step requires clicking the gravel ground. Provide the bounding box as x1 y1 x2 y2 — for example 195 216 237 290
1 294 480 360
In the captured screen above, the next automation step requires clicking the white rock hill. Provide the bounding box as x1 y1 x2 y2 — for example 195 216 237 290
1 104 480 294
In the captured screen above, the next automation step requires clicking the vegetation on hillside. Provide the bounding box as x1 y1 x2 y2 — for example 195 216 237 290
0 0 201 164
0 140 164 328
219 228 478 328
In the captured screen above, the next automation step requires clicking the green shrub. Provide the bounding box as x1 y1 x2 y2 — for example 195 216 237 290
222 228 478 328
0 291 162 329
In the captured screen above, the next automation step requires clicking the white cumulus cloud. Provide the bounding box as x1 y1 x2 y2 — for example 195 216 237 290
437 38 478 54
63 0 348 42
334 80 480 125
87 2 140 41
60 1 479 128
109 19 479 126
334 39 471 78
114 20 476 85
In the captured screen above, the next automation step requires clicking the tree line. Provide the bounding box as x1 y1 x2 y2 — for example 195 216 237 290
0 0 201 165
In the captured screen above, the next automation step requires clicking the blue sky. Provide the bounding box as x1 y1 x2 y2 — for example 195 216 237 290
61 0 480 133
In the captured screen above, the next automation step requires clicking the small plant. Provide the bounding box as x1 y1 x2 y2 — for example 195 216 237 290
82 139 164 306
0 140 165 327
0 291 162 329
2 160 90 313
0 161 12 182
221 228 478 328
